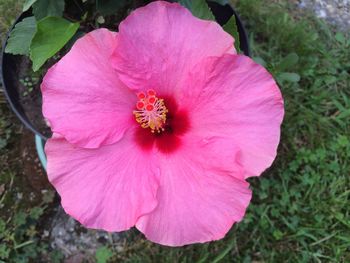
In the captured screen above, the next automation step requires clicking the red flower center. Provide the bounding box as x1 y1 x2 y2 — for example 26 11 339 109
133 90 190 154
133 89 168 133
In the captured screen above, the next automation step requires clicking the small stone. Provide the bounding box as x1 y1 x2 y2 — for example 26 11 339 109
317 9 327 18
29 192 36 200
17 192 23 199
97 16 105 24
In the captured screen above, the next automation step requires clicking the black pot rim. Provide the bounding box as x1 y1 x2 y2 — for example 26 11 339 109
1 10 49 140
1 2 250 141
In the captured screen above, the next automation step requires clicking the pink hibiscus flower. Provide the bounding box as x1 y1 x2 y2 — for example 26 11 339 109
42 1 284 246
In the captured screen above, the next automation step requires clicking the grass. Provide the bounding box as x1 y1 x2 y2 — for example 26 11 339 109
0 0 23 35
0 0 349 262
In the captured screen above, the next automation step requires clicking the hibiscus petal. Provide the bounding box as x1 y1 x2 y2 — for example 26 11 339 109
112 1 235 95
136 136 251 246
180 54 284 178
45 131 159 231
42 28 135 148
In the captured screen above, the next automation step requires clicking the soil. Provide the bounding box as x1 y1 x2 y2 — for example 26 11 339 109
0 121 53 212
17 56 52 138
20 129 51 192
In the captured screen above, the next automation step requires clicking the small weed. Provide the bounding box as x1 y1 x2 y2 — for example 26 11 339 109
19 75 40 96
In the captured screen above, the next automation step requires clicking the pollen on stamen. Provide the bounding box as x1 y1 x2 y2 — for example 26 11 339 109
133 90 168 133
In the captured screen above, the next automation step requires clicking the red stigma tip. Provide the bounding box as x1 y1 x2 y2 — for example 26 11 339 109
138 92 146 99
147 89 156 96
146 104 154 111
136 101 145 110
133 89 168 133
148 97 156 104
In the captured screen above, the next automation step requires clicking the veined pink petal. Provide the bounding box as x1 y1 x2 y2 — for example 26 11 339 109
42 29 135 148
112 1 235 95
136 136 251 246
179 54 284 178
41 0 284 246
45 131 159 232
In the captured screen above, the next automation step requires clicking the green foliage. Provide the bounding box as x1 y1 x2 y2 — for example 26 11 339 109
178 0 215 21
223 15 240 52
242 135 350 261
50 250 64 263
0 182 56 262
22 0 38 11
4 17 36 55
32 0 65 20
30 17 79 71
335 32 346 45
275 52 299 71
96 246 113 263
276 72 300 83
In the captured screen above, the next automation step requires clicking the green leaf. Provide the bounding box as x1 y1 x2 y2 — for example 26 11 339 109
96 246 113 263
96 0 128 16
212 240 235 263
29 207 44 220
179 0 215 21
223 15 241 52
50 250 65 263
253 56 267 67
42 190 55 204
277 72 301 83
13 211 27 226
5 17 36 55
32 0 65 20
276 52 299 71
0 244 10 259
178 0 191 9
23 0 38 11
30 17 80 71
335 32 345 44
273 229 284 240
